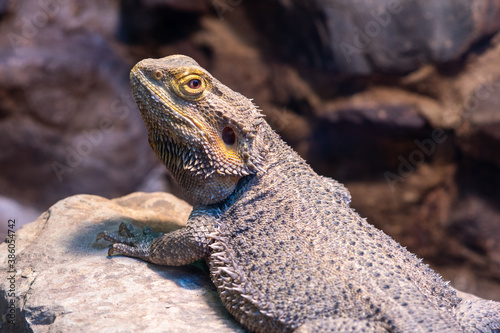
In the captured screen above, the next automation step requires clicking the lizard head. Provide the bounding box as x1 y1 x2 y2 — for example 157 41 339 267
130 55 267 204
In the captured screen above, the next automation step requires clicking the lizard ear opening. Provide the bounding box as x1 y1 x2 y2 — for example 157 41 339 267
222 126 236 145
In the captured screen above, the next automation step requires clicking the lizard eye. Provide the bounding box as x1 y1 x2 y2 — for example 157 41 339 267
177 74 206 99
222 126 236 145
154 70 162 80
188 79 201 89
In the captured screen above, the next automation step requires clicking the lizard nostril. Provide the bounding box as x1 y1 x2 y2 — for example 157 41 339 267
222 126 236 145
154 70 162 80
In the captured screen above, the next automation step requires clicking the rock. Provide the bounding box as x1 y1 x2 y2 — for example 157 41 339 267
0 0 9 17
0 192 243 333
448 194 500 269
0 0 161 211
456 68 500 167
0 195 41 242
2 192 499 332
244 0 500 74
119 0 207 44
307 87 433 178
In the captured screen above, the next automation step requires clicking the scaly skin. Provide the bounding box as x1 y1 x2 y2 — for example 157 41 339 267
99 55 500 332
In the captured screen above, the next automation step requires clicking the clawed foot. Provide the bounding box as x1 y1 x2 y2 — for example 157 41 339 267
97 222 163 260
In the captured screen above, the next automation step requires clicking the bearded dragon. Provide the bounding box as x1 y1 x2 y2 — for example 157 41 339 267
98 55 500 332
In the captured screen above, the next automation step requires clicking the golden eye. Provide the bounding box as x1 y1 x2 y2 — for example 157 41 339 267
154 70 162 80
175 74 208 100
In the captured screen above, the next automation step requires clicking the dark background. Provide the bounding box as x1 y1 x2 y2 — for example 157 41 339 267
1 0 500 300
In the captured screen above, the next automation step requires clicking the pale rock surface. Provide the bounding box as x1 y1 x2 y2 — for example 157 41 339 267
0 192 243 333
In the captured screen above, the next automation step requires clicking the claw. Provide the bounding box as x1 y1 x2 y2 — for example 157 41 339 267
96 231 106 241
107 243 132 257
107 243 135 257
97 223 163 260
119 222 134 237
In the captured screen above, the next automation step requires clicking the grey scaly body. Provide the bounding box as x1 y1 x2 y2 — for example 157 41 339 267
98 55 500 332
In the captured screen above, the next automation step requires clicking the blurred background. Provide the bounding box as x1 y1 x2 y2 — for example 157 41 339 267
1 0 500 300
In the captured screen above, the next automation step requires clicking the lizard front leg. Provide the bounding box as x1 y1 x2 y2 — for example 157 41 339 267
97 207 217 266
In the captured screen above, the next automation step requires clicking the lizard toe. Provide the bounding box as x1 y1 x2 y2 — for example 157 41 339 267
96 230 137 245
108 242 150 260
